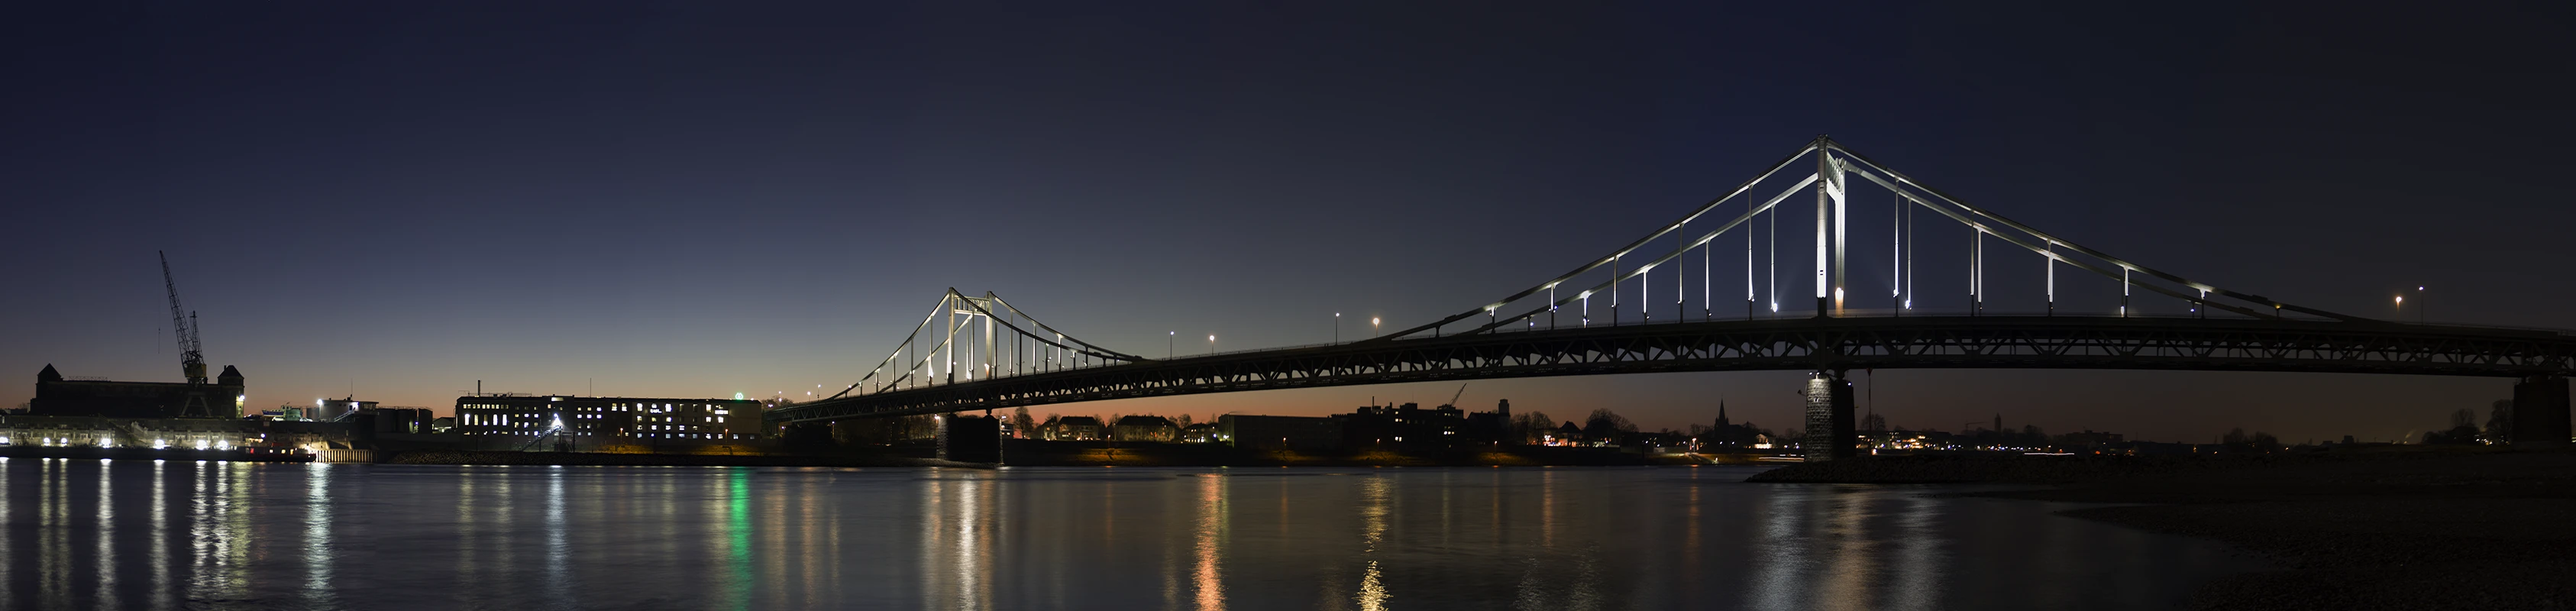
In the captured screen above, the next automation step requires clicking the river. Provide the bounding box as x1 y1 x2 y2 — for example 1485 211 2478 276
0 458 2263 610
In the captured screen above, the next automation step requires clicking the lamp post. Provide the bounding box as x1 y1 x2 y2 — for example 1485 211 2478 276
1208 334 1216 356
1168 331 1175 359
2416 286 2426 324
1372 316 1380 337
1334 312 1341 344
2394 295 2404 321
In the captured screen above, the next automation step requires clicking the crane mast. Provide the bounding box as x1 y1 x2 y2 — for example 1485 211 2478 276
160 251 206 384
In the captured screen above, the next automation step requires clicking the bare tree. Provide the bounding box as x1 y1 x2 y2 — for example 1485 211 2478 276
2484 399 2513 441
1512 411 1555 443
1583 409 1637 440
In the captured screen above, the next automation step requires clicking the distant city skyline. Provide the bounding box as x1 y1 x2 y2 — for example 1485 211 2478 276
4 3 2564 445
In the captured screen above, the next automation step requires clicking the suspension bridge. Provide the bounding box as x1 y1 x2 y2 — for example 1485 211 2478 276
765 137 2575 457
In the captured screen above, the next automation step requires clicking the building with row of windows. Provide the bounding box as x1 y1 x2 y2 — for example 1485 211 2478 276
453 395 763 441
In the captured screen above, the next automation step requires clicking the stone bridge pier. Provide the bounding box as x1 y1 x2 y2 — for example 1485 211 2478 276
2513 375 2570 447
1804 371 1857 461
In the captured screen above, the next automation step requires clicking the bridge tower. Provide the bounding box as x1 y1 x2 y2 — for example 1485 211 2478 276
1812 135 1848 318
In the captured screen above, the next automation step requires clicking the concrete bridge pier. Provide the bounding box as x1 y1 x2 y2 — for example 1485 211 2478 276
1804 371 1857 461
2511 375 2570 447
938 415 1002 463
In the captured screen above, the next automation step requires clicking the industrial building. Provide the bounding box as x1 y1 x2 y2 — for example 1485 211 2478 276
31 364 247 419
454 395 764 441
307 396 377 422
1340 402 1466 448
26 252 247 419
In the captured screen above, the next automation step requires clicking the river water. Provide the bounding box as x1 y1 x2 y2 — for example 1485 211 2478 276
0 459 2263 610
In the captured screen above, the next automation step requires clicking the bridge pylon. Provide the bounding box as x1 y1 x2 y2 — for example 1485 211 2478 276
813 289 1145 407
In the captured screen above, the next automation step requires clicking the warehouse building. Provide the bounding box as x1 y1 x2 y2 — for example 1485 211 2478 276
31 364 247 419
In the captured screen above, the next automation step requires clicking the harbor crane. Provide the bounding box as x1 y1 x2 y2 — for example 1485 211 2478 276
160 251 214 417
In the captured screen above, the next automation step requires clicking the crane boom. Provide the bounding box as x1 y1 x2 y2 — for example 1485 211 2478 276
1446 382 1468 408
160 251 206 384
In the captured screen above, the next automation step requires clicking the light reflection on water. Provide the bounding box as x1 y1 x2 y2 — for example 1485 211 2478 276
0 461 2264 610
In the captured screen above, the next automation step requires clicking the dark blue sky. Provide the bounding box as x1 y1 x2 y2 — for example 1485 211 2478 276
5 2 2568 442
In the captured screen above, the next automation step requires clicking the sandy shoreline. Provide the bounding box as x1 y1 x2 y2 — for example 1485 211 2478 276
1748 448 2576 609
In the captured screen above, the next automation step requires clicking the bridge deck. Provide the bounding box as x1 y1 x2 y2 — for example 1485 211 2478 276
767 315 2576 423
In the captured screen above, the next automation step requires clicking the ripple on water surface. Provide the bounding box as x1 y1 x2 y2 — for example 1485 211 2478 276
0 461 2265 610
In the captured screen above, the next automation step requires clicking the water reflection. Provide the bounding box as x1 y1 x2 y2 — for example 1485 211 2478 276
96 461 118 609
1 463 2263 610
302 464 331 609
1191 474 1226 611
1355 475 1390 611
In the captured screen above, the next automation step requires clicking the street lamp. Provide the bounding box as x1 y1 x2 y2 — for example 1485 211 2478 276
1335 312 1341 344
2394 295 2404 321
1208 334 1216 356
1168 331 1175 359
1372 316 1380 337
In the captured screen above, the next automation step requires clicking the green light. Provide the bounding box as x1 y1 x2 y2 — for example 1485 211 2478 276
733 392 745 401
727 469 753 609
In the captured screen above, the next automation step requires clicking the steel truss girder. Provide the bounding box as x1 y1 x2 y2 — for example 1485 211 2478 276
768 316 2576 423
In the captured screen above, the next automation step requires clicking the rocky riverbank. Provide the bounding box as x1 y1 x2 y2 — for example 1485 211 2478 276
1749 447 2576 610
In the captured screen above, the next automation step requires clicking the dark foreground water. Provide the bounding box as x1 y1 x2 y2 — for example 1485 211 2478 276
1 458 2264 610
